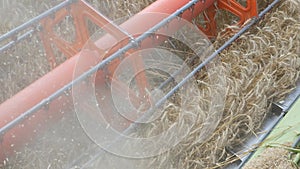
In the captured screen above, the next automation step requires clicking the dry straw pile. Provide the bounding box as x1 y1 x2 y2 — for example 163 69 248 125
243 145 297 169
0 0 299 168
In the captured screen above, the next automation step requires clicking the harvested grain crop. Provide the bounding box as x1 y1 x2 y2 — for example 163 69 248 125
243 143 297 169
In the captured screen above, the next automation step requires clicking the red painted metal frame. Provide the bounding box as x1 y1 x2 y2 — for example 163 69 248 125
199 0 258 37
0 0 258 162
39 0 131 68
41 0 258 66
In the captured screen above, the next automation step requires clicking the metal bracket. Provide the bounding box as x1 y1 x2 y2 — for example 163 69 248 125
39 0 132 68
197 0 258 37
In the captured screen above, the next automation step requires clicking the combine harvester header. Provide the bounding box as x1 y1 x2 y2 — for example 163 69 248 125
1 0 297 168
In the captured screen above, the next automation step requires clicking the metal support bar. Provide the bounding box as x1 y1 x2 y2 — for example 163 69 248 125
0 0 76 42
0 29 35 53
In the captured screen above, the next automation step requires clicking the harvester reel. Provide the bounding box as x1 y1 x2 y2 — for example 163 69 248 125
72 12 226 159
1 0 274 167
